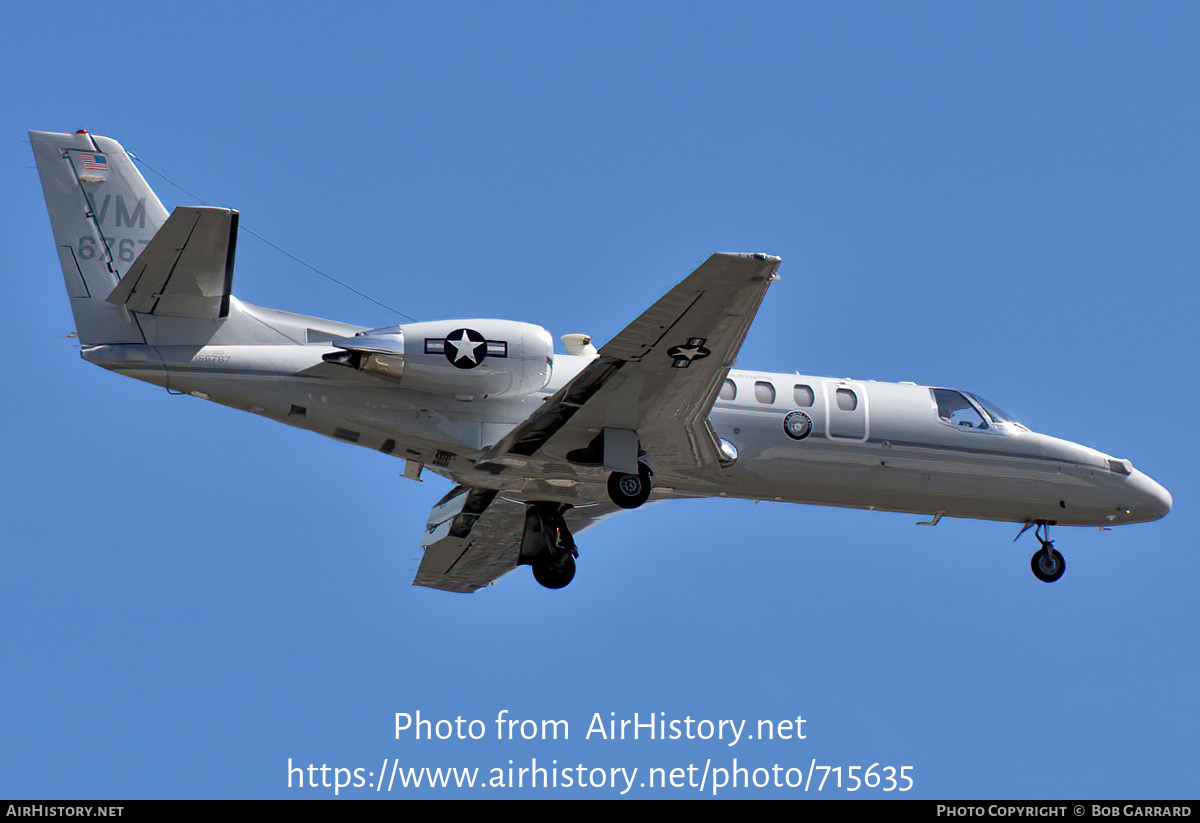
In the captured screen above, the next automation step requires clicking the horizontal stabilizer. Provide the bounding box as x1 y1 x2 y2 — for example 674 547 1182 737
107 206 238 318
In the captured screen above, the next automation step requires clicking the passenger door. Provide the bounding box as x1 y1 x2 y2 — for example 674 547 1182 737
824 380 869 441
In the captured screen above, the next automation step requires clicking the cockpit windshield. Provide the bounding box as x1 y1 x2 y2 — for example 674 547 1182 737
932 389 1025 431
965 393 1020 426
933 389 989 429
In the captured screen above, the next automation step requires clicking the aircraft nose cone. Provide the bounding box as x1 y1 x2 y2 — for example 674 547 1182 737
1129 470 1172 522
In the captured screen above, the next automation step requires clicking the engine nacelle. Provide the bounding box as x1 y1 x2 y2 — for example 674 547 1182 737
330 319 553 400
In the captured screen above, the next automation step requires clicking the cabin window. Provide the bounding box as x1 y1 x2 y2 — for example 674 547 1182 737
932 389 988 429
793 384 814 407
754 381 776 404
835 388 858 411
720 379 737 401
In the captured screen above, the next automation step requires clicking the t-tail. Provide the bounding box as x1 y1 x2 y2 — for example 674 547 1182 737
30 130 173 345
31 130 361 367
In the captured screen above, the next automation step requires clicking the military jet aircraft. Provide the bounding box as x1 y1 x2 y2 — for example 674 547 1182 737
30 129 1172 592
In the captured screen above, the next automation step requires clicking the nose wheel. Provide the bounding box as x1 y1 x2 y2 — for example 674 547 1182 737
1019 521 1066 583
1031 544 1065 583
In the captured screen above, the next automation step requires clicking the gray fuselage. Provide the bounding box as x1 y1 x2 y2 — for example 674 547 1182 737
83 312 1171 531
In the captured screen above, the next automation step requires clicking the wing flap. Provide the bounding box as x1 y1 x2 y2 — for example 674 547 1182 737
107 206 238 318
413 486 618 593
414 486 526 592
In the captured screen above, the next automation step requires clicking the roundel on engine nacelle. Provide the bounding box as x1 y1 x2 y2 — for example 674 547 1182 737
367 318 552 399
442 328 488 369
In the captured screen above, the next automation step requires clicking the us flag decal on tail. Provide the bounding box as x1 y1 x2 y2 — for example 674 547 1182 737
80 153 108 171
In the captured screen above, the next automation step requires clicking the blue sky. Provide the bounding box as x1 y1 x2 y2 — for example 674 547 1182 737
4 2 1197 798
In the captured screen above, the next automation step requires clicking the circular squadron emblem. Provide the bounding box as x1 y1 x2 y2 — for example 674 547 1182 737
783 410 813 440
443 328 487 369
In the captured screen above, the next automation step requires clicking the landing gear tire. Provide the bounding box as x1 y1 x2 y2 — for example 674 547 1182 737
532 552 576 589
524 502 578 590
1031 545 1066 583
608 465 652 509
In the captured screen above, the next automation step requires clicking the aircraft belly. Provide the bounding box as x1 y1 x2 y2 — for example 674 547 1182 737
709 465 1094 524
111 344 520 465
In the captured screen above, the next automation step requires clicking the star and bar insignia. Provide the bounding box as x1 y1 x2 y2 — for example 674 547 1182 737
424 328 508 369
666 337 711 368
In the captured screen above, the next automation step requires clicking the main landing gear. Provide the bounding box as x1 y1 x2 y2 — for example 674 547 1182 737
525 502 578 590
1016 521 1066 583
607 464 653 509
525 426 655 588
523 459 653 589
566 430 654 510
533 551 575 590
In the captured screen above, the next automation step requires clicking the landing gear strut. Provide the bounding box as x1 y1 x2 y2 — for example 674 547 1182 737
525 502 578 589
1020 521 1066 583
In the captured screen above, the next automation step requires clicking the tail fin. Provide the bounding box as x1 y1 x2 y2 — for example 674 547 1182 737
30 130 169 345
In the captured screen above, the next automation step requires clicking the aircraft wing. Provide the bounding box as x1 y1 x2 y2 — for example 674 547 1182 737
107 206 238 318
479 252 780 476
414 486 615 592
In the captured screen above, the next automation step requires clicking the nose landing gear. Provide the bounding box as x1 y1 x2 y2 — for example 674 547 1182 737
1017 521 1066 583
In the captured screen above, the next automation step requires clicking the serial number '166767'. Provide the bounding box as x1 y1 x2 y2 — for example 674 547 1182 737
193 352 231 365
